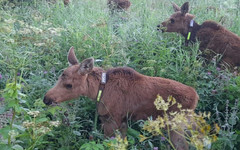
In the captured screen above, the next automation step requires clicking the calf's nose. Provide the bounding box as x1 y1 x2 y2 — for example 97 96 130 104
157 24 166 32
43 96 53 105
157 24 161 31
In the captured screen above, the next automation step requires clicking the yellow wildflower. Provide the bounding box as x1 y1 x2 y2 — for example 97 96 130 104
142 95 219 150
212 135 218 142
154 95 169 111
177 103 182 109
139 134 148 142
215 124 220 133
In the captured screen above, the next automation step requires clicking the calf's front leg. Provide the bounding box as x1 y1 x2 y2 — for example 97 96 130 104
100 116 127 137
170 130 189 150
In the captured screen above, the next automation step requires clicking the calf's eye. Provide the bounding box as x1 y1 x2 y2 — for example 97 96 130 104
65 84 72 89
170 18 175 24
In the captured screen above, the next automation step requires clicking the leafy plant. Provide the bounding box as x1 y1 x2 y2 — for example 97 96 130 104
80 141 105 150
104 133 129 150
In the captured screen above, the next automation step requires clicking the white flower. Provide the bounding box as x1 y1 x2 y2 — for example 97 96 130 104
34 43 45 47
41 21 52 26
18 20 25 26
4 19 16 24
27 111 40 117
5 38 14 43
203 137 212 149
19 28 31 35
8 130 19 141
49 121 61 127
30 26 43 34
23 120 35 128
37 126 51 134
47 27 65 36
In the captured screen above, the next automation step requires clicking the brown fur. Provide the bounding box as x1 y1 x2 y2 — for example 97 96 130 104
108 0 131 12
159 2 240 67
44 47 199 150
64 0 70 5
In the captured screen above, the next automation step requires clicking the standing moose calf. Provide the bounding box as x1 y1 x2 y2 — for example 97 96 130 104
158 2 240 67
43 47 199 150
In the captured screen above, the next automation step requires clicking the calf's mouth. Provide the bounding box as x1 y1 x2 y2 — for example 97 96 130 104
157 24 166 32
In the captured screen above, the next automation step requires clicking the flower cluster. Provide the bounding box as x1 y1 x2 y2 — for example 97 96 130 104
106 134 128 150
49 121 61 127
37 126 51 134
143 116 166 136
154 95 182 111
47 27 64 36
8 130 19 141
1 18 65 49
23 120 35 129
34 43 45 47
27 111 40 117
141 95 219 150
23 110 61 138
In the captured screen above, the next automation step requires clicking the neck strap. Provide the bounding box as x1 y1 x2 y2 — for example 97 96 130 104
94 72 107 131
96 73 107 102
187 20 194 40
185 19 196 46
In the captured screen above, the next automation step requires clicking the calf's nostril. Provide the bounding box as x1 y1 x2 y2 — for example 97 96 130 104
43 96 53 105
157 25 162 31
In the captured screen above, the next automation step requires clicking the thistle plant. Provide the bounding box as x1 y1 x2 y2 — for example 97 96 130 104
213 99 239 149
141 95 219 150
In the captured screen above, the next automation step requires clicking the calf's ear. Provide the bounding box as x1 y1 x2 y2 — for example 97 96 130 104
68 46 79 65
171 2 181 12
79 58 94 74
181 2 189 15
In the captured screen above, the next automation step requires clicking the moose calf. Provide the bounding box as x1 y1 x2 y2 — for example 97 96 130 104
158 2 240 67
108 0 131 12
64 0 70 5
44 47 199 150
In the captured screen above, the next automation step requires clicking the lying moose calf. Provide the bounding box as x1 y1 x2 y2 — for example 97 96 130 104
108 0 131 12
44 47 199 150
158 2 240 67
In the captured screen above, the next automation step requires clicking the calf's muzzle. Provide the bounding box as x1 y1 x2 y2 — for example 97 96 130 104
157 23 166 32
157 24 161 31
43 96 53 105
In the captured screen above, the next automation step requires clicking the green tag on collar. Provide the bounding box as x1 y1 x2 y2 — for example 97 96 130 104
97 90 102 102
187 32 191 40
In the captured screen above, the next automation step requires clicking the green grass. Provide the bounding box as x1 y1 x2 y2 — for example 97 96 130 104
0 0 240 149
